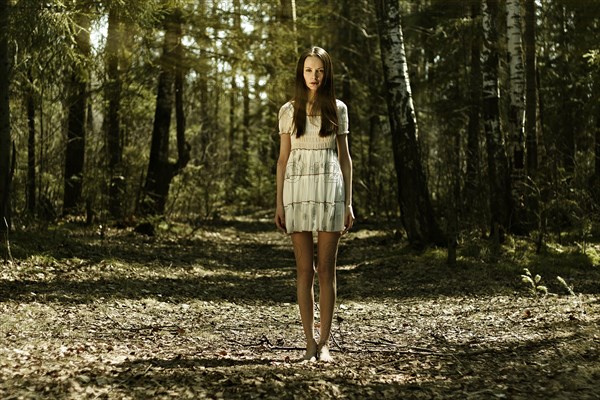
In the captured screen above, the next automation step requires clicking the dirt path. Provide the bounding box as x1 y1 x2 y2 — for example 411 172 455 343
1 216 599 399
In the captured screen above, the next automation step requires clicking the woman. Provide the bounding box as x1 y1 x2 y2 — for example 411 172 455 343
275 47 354 362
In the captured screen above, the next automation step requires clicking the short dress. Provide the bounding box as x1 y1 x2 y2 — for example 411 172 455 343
279 99 349 233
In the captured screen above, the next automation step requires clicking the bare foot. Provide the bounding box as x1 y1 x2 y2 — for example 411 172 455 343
318 343 333 363
302 339 318 361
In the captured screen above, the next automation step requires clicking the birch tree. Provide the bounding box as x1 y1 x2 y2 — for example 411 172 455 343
482 0 512 241
506 0 525 171
279 0 297 53
374 0 444 247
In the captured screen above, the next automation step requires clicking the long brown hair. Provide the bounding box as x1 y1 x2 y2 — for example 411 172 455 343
292 47 338 138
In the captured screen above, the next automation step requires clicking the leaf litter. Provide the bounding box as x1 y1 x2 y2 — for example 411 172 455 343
0 216 599 399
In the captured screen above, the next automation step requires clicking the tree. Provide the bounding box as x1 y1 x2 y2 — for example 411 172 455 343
374 0 444 247
505 0 529 234
140 8 190 216
105 4 124 220
465 0 484 218
523 0 538 176
0 0 12 247
593 55 600 196
506 0 526 171
595 72 600 201
538 1 599 176
25 68 36 215
482 0 512 241
279 0 298 53
63 6 91 214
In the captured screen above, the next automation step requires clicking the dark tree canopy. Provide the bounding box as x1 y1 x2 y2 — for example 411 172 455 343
0 0 597 248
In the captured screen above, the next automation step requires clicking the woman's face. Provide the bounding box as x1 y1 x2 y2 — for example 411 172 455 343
303 56 324 95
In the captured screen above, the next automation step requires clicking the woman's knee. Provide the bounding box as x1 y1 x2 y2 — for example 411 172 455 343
297 266 315 282
317 262 336 284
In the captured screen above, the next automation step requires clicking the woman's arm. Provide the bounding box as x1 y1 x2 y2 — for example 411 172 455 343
337 134 354 233
275 134 291 233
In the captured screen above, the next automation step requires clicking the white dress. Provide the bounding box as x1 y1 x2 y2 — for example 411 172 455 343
278 99 349 233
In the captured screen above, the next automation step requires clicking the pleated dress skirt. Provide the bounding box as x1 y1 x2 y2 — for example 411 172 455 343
283 148 345 233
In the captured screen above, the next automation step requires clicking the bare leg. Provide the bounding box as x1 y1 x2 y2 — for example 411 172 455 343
316 231 341 362
291 232 317 360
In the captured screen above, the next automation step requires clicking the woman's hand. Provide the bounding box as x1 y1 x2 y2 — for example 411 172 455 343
342 205 355 235
275 206 287 233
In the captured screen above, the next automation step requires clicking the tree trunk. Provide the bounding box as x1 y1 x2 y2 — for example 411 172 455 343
447 121 462 266
174 25 190 176
141 9 190 216
228 77 236 164
0 0 12 248
26 68 36 215
236 74 250 187
506 0 529 233
196 9 211 165
465 0 483 217
374 0 444 247
63 9 91 215
229 0 241 169
278 0 298 52
482 0 512 241
106 5 124 220
242 75 250 152
595 96 600 202
524 0 538 176
338 0 356 182
175 33 187 171
558 3 575 173
506 0 526 171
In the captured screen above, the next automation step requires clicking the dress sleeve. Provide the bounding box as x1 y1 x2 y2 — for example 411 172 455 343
337 100 349 135
278 102 293 135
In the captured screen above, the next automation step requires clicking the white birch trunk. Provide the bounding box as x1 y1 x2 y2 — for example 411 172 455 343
482 1 499 105
375 0 443 246
279 0 298 53
507 0 526 170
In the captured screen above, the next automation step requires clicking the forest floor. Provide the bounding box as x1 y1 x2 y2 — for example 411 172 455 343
1 212 599 399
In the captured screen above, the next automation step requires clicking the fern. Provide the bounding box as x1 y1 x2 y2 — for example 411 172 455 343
521 268 548 297
556 276 575 296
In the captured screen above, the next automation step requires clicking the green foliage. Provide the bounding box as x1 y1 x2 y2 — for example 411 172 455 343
584 49 600 68
556 275 575 296
521 268 549 297
576 242 600 266
168 162 228 221
3 0 600 241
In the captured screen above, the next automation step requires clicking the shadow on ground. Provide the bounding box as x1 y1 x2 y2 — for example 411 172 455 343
1 218 599 399
3 218 600 306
